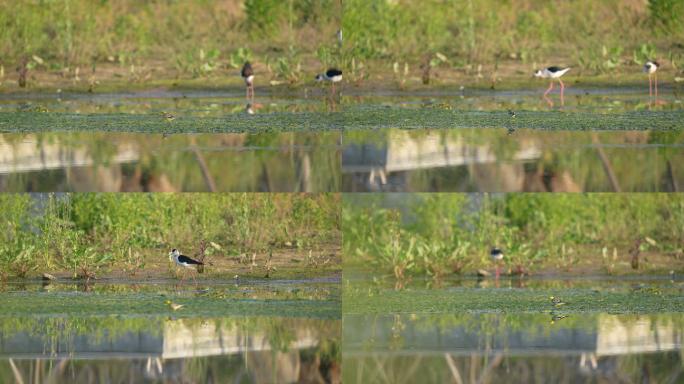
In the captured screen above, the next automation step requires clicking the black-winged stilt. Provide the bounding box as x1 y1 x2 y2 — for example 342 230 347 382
490 248 504 279
534 66 570 105
643 61 659 98
169 248 203 281
316 68 343 95
241 62 254 100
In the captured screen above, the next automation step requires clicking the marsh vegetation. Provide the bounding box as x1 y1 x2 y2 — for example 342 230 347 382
0 193 340 280
343 194 684 279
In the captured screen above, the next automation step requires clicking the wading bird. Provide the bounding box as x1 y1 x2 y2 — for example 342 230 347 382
241 62 254 101
534 66 570 106
643 60 659 98
169 249 203 282
316 68 343 96
490 248 504 279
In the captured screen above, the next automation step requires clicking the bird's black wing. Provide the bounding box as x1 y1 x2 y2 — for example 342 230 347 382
241 62 253 77
547 66 562 72
326 68 342 77
178 255 203 265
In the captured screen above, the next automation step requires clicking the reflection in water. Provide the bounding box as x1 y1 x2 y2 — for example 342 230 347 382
343 129 684 192
0 316 341 383
0 132 340 192
343 313 684 383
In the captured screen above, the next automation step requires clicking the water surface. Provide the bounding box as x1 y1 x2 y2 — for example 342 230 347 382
0 132 340 192
343 129 684 192
0 279 341 383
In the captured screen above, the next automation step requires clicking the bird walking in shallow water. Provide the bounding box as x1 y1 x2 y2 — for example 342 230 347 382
241 62 255 101
169 248 203 282
490 248 504 279
643 61 659 99
534 66 570 106
316 68 343 97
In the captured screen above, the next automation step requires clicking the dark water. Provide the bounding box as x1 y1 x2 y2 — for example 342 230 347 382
342 129 684 192
343 312 683 383
0 132 340 192
342 274 684 383
1 316 340 384
0 279 341 383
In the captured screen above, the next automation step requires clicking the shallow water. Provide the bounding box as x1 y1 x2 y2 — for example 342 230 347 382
0 132 340 192
342 129 684 192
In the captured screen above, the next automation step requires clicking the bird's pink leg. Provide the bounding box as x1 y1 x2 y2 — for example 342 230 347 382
544 81 554 96
559 79 565 106
655 73 658 99
649 75 653 98
495 264 500 279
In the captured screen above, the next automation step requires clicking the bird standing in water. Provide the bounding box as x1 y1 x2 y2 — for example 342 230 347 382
490 248 504 279
316 68 343 97
643 61 659 98
241 62 255 101
534 66 570 106
169 248 204 282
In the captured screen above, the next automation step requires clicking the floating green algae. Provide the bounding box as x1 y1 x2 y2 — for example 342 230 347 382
343 286 684 315
2 107 683 133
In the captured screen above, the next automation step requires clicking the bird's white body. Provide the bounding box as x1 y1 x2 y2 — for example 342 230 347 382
317 73 342 83
535 67 571 79
644 61 659 75
169 249 197 269
244 75 254 85
491 251 504 262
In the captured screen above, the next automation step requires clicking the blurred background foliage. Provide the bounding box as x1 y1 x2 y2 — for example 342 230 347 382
343 194 684 278
0 193 340 278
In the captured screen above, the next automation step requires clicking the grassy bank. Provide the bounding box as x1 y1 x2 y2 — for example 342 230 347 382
0 193 340 279
343 0 684 88
1 1 683 91
343 194 684 278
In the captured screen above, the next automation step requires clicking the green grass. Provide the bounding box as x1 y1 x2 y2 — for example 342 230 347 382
343 194 684 278
0 193 340 279
0 0 340 76
1 1 683 89
342 0 684 71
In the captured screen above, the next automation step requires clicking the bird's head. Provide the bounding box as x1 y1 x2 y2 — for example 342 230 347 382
315 74 324 82
533 69 544 78
169 249 179 260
